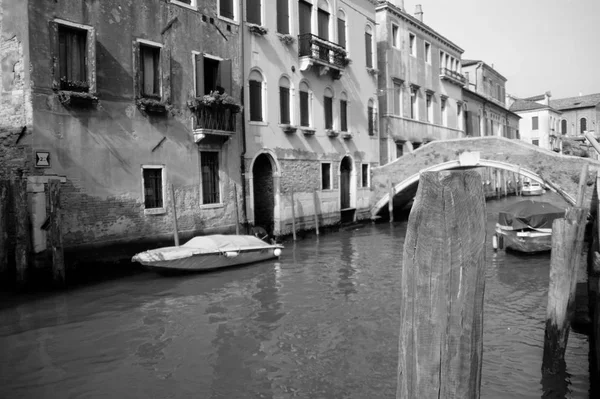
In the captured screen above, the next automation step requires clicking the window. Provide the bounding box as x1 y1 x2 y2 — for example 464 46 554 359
561 119 567 135
219 0 236 20
317 6 330 40
392 24 399 48
426 93 432 122
277 0 290 34
140 44 161 98
532 139 539 146
247 0 262 25
195 55 232 96
368 99 375 136
440 50 444 66
409 33 416 57
581 118 587 133
410 86 418 119
201 152 220 204
361 164 369 188
249 70 264 122
324 88 333 130
424 42 431 63
393 81 402 115
58 26 88 91
440 97 447 126
299 81 311 127
142 167 164 210
279 76 291 124
365 26 374 68
337 10 346 48
457 102 463 131
299 0 312 35
340 94 348 132
170 0 197 9
321 163 332 190
396 142 404 158
532 116 539 130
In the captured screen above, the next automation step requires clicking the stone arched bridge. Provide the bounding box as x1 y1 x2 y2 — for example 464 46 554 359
371 137 600 217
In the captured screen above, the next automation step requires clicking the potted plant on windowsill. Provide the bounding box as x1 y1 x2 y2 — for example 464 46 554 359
341 131 353 140
367 67 379 76
277 33 295 45
342 57 352 67
326 129 340 137
247 23 268 36
56 78 98 107
301 127 316 136
279 124 298 133
188 91 242 113
137 95 168 114
59 78 90 93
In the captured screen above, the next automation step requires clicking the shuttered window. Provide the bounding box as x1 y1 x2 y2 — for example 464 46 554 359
368 106 375 136
365 32 373 68
337 18 346 48
300 90 310 127
196 56 232 96
249 80 262 122
280 86 290 124
58 26 87 90
317 9 329 40
201 152 220 204
532 116 539 130
140 45 160 97
219 0 234 19
143 168 163 209
299 0 312 35
247 0 261 25
324 95 333 129
340 100 348 132
277 0 289 34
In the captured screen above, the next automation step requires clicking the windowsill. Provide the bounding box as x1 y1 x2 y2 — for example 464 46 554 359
218 15 239 26
169 0 197 11
144 207 166 215
249 121 268 126
200 203 224 209
301 127 316 135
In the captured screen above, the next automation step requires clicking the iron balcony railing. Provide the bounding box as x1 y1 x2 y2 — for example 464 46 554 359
193 104 236 132
298 33 347 70
440 67 467 86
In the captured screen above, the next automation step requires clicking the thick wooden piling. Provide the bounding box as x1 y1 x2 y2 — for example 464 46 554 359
396 170 486 399
0 180 8 279
233 184 240 235
588 174 600 393
313 189 320 236
389 176 394 223
290 187 297 241
48 179 65 287
13 178 30 288
576 164 589 207
170 184 179 246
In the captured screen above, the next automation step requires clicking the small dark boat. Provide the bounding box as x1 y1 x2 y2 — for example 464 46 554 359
494 200 566 253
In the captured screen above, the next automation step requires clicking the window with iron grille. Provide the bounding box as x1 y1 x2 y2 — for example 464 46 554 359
277 0 290 34
340 99 348 132
201 152 220 204
324 95 333 129
143 168 163 209
140 44 160 98
58 26 88 91
361 164 369 187
321 163 331 190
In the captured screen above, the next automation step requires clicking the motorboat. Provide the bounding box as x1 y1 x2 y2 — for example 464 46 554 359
132 234 283 272
521 180 545 196
494 200 565 253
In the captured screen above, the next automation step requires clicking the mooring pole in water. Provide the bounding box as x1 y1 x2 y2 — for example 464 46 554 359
388 175 394 223
170 184 179 246
233 183 240 235
290 187 297 241
49 179 65 287
313 189 320 236
0 180 8 281
576 164 589 207
396 170 486 399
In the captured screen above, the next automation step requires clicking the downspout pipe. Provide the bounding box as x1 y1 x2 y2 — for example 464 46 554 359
239 0 249 234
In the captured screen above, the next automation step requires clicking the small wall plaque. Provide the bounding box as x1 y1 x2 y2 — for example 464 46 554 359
35 151 51 168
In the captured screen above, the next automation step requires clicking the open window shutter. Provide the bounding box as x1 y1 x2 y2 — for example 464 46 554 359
195 54 204 96
161 47 171 102
218 59 232 94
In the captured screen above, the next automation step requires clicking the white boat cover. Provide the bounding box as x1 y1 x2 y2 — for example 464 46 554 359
132 234 279 263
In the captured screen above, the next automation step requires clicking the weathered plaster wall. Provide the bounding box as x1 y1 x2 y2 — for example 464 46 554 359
559 106 600 137
27 0 243 248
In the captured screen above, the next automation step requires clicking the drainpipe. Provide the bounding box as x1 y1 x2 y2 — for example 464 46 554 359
239 0 249 234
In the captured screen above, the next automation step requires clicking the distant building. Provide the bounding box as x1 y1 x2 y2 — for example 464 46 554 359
550 93 600 137
376 1 467 164
461 60 520 139
508 92 562 151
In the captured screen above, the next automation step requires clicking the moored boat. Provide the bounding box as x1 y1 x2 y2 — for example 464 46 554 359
521 180 545 196
132 234 284 272
494 200 565 253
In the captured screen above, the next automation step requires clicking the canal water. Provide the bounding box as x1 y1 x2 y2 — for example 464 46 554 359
0 193 590 398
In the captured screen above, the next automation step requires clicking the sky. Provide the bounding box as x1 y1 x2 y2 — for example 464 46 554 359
404 0 600 99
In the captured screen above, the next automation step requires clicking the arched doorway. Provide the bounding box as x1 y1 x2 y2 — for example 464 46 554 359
340 156 352 210
252 154 275 235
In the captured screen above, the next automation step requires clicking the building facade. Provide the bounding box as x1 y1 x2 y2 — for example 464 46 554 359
242 0 380 235
1 0 245 256
550 93 600 137
508 92 562 151
376 1 466 164
461 60 520 139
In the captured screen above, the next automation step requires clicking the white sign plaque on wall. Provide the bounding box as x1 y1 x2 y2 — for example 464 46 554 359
35 151 51 168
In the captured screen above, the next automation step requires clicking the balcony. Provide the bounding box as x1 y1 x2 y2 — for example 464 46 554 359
440 67 467 87
191 104 237 143
298 33 347 78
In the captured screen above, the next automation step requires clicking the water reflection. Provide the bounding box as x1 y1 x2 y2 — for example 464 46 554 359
337 232 357 298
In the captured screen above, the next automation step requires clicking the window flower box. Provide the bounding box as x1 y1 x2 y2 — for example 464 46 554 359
342 57 352 67
137 97 169 114
277 33 295 45
279 124 298 134
341 131 353 140
326 129 340 137
301 127 316 136
59 78 90 93
57 90 98 108
367 67 379 76
247 23 268 36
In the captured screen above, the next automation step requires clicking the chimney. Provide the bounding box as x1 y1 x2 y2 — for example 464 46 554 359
415 5 423 22
391 1 405 10
544 91 551 106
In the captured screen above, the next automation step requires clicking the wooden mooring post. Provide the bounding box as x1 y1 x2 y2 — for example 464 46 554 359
233 184 240 235
170 184 179 246
313 189 320 236
0 180 8 280
290 187 297 241
397 170 486 398
542 165 588 374
48 179 65 287
389 176 394 223
14 178 30 288
588 173 600 394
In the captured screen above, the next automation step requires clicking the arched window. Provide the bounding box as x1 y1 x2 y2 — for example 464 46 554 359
299 81 311 127
368 98 376 136
279 75 292 125
317 0 330 41
365 25 374 68
324 87 334 129
249 69 264 122
337 9 346 49
581 117 587 134
561 119 567 135
340 91 348 132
